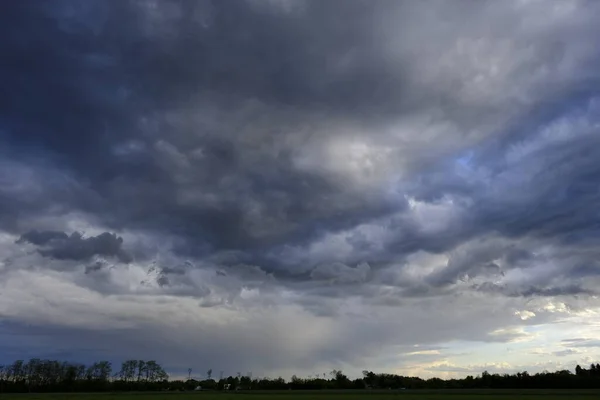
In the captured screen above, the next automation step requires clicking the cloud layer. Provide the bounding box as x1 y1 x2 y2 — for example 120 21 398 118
1 0 600 378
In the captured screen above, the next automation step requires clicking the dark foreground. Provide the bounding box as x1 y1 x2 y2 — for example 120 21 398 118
5 390 600 400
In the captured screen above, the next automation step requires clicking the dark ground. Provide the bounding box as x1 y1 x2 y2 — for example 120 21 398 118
5 389 600 400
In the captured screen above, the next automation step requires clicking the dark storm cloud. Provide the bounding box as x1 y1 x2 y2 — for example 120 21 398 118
518 285 595 298
1 0 415 259
17 230 69 246
147 264 187 288
471 282 595 298
84 261 107 274
473 132 600 241
0 0 599 350
2 0 598 271
0 1 133 166
18 230 132 263
7 0 600 380
111 0 411 116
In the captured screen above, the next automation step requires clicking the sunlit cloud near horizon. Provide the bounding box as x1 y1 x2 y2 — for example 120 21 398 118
1 0 600 379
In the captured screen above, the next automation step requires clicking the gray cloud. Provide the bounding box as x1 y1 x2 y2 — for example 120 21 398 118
18 231 132 263
16 230 69 246
1 0 600 378
561 339 600 349
552 349 580 357
310 262 371 284
472 282 596 298
3 0 600 268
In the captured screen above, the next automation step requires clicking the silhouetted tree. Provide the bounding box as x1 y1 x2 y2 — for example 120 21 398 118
3 356 600 393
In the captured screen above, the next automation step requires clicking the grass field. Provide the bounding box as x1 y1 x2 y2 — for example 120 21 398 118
4 390 600 400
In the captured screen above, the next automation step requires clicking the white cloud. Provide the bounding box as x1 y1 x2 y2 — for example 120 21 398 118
515 310 536 321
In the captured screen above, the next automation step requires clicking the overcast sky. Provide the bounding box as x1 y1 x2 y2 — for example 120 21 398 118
2 0 600 380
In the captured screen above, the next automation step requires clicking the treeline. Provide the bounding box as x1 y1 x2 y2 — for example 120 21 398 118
358 364 600 390
0 359 168 393
2 358 600 393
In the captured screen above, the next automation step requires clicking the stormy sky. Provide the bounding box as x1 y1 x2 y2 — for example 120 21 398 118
1 0 600 379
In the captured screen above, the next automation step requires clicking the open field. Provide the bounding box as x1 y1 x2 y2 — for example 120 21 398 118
4 390 600 400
